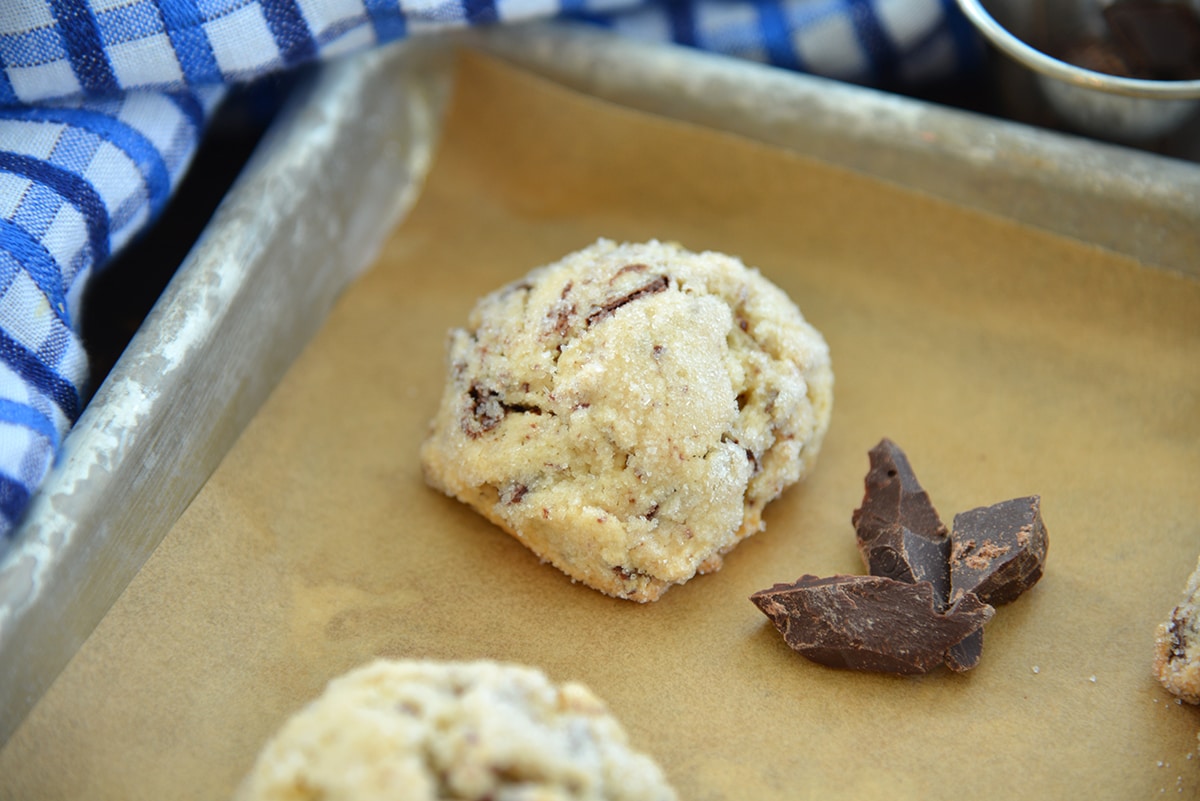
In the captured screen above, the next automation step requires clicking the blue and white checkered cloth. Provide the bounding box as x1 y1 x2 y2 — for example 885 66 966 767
0 0 982 545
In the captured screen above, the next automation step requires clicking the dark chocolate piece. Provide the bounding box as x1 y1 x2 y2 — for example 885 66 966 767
461 384 543 438
853 439 952 610
501 483 528 505
586 275 669 326
849 440 981 672
1060 39 1136 77
1104 0 1200 80
613 262 650 277
949 496 1048 607
1053 1 1200 80
863 523 952 609
754 441 1047 676
750 575 994 675
945 630 985 673
546 281 576 337
463 383 506 437
1164 608 1190 663
852 439 948 562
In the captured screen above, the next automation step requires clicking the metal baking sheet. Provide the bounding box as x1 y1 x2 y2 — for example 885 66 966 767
1 22 1197 750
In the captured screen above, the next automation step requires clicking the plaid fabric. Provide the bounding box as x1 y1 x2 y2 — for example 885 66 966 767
581 0 981 88
0 85 221 533
0 0 981 544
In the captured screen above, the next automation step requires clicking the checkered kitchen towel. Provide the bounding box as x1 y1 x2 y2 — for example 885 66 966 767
0 0 982 544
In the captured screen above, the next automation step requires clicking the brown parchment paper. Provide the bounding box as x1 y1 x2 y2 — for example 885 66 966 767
4 51 1200 801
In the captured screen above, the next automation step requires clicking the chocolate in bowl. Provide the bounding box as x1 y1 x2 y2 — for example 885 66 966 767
955 0 1200 142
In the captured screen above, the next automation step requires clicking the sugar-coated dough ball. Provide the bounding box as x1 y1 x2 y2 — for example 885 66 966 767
1155 554 1200 704
236 660 677 801
421 240 834 601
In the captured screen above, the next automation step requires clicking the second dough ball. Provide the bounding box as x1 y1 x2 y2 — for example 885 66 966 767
236 660 677 801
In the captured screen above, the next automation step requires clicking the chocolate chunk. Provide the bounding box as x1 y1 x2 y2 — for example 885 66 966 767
751 575 994 675
546 281 576 337
1061 39 1138 78
1053 1 1200 80
461 384 542 438
754 441 1047 676
463 383 506 437
852 439 951 609
945 630 985 673
586 275 669 326
501 483 528 505
949 496 1048 607
613 262 650 277
863 523 952 609
1104 0 1200 80
1165 609 1189 662
852 439 948 560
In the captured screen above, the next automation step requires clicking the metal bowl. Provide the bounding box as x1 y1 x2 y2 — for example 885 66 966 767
954 0 1200 141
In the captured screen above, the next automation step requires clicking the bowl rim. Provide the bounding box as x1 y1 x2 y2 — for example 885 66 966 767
954 0 1200 99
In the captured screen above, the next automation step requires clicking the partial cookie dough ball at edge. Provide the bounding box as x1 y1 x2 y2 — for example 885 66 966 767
234 659 678 801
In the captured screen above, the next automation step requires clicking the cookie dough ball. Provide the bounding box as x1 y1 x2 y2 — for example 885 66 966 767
1154 554 1200 704
236 660 677 801
421 239 833 601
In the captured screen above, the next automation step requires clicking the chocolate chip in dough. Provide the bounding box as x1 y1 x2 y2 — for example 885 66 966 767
585 275 669 327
